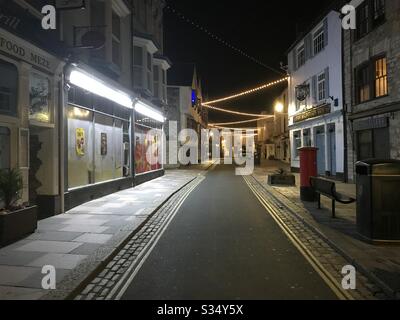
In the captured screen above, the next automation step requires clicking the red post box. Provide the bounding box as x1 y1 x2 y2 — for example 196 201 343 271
299 147 318 202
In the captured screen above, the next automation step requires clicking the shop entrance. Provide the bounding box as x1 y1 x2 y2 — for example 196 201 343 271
328 124 336 176
315 126 326 176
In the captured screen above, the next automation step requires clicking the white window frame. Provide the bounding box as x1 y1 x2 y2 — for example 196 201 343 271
317 72 326 102
297 44 305 68
313 27 325 55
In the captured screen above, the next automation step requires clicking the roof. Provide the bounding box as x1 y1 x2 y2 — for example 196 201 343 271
168 63 196 87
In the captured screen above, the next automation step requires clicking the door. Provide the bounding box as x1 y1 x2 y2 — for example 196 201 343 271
315 126 326 176
328 126 336 176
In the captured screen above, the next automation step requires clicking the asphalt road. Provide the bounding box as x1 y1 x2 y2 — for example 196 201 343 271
121 165 338 300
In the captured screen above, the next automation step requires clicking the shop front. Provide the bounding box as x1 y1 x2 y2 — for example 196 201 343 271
0 27 63 219
289 104 344 180
64 67 133 210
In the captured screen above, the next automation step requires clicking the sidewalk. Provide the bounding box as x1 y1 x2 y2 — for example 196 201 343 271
0 164 211 300
253 160 400 298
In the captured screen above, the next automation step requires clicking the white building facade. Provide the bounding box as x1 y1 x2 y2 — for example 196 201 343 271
287 10 345 180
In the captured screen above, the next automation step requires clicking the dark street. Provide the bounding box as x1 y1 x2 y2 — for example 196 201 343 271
120 165 337 300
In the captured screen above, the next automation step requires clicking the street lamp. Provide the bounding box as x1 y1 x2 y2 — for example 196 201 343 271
275 102 284 113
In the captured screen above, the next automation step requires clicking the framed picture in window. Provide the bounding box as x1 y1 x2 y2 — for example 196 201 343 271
30 73 50 123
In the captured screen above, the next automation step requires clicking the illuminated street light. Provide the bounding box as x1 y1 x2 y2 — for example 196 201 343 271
275 102 284 113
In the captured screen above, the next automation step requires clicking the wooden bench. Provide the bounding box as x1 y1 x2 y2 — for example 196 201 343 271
310 177 356 218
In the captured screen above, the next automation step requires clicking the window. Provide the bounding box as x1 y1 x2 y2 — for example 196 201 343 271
153 65 160 98
356 1 370 39
357 127 390 161
356 64 371 103
297 45 305 68
0 61 18 117
355 56 388 103
133 46 144 87
147 52 152 92
375 57 388 97
0 127 10 170
30 73 50 123
356 0 386 40
303 128 311 147
373 0 385 25
293 131 301 158
112 11 121 67
317 72 326 101
313 28 325 55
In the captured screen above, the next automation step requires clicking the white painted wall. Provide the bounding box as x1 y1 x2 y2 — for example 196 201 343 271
287 10 345 175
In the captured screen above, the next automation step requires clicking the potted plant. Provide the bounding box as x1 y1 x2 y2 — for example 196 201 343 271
267 168 296 186
0 169 37 247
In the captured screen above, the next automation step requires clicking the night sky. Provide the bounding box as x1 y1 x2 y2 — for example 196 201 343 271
164 0 336 124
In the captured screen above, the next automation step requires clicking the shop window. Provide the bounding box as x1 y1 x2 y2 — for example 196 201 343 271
67 106 94 189
95 114 116 183
135 112 163 175
0 61 18 117
0 127 10 170
293 131 301 158
303 129 312 147
30 73 51 123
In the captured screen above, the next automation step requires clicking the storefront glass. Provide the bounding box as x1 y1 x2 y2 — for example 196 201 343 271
0 127 10 170
67 86 131 190
135 112 163 175
0 60 18 117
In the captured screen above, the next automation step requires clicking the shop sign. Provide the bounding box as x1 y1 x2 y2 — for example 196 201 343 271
293 104 331 123
76 128 85 156
0 29 56 72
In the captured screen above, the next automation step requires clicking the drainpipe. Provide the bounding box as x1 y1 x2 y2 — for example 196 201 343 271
342 25 349 183
130 0 136 186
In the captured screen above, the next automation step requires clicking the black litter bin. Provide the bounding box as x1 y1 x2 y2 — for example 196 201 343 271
356 159 400 242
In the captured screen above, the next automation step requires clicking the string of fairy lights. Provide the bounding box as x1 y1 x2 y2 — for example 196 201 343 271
165 3 289 130
165 4 285 75
204 77 289 129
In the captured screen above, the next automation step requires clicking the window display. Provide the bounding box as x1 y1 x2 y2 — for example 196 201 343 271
135 112 163 175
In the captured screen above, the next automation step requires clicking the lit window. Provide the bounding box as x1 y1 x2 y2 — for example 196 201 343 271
375 57 387 97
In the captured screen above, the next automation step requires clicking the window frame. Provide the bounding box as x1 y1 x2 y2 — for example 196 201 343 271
317 72 326 102
112 10 122 67
296 44 305 69
313 27 325 56
355 0 386 41
0 59 19 118
354 54 388 105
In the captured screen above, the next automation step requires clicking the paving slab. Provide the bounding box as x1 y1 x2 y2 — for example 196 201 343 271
0 163 212 300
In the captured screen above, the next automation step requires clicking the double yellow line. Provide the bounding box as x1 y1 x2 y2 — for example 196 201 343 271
244 176 354 301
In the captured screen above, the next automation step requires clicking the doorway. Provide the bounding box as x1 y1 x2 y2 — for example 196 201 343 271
315 126 326 176
328 124 336 176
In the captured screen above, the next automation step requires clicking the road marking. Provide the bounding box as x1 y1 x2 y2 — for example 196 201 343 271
243 176 354 301
107 176 205 300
